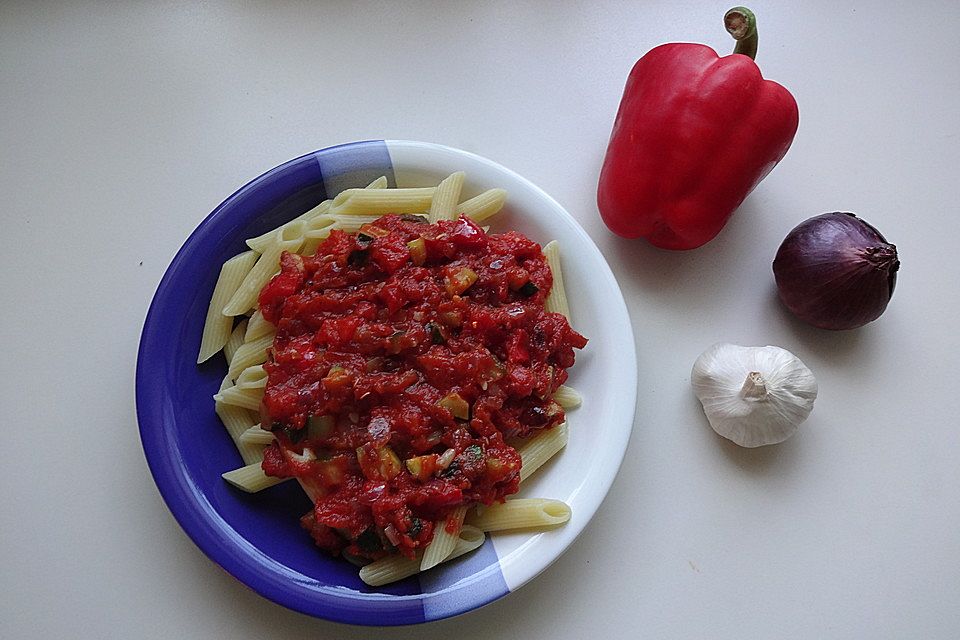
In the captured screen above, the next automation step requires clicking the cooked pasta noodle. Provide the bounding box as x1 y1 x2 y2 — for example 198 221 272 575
239 425 275 446
223 223 306 316
364 175 388 190
245 199 331 252
428 171 465 222
331 187 436 215
243 310 274 343
420 505 468 571
516 422 568 482
458 188 507 223
235 364 268 389
542 240 570 319
226 333 274 381
359 525 485 587
468 499 571 532
198 251 258 363
552 385 582 410
221 461 287 492
213 385 264 412
223 319 249 366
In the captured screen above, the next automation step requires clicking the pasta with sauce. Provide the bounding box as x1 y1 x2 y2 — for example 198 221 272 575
200 174 585 586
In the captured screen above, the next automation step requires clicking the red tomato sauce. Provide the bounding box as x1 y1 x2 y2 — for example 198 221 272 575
257 214 587 560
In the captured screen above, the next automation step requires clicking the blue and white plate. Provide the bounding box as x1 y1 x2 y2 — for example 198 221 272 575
136 140 637 625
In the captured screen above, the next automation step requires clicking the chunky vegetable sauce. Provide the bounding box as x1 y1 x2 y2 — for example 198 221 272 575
258 214 586 560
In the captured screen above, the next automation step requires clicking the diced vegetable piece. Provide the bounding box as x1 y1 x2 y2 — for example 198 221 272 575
405 454 440 481
407 238 427 266
348 249 369 267
284 426 307 444
322 365 352 390
357 444 402 481
485 357 506 381
426 322 446 345
439 310 462 328
422 430 444 449
306 414 334 440
518 281 539 297
356 232 375 247
437 448 456 470
287 447 317 464
445 268 479 296
408 516 424 538
356 527 382 552
463 444 483 463
383 524 401 547
507 268 530 291
437 392 470 420
486 457 505 476
387 330 407 354
358 223 390 238
315 457 346 487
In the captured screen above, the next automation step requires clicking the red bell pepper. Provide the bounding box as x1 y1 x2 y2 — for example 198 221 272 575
597 7 799 250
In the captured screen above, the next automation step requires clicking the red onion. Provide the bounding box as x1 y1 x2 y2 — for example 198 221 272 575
773 212 899 330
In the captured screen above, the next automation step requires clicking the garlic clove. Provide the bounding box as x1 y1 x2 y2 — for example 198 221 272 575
691 343 818 448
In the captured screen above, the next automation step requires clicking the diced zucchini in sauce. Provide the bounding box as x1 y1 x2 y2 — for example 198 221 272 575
445 268 478 296
357 444 402 481
426 321 446 344
405 454 440 481
407 238 427 266
437 392 470 420
358 223 390 238
518 281 539 297
306 414 334 440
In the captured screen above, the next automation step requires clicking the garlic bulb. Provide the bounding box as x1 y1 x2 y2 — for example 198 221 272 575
691 344 817 448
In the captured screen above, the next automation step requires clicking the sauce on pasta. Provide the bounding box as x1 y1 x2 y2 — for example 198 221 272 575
257 214 586 560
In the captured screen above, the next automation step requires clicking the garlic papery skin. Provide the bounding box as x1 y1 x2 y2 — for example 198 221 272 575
691 344 818 448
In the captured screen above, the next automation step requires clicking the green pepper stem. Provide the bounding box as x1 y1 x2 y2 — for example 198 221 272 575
724 6 758 60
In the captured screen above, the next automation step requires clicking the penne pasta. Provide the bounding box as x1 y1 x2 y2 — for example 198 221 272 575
428 171 465 222
365 175 388 189
222 461 287 493
223 222 306 316
226 333 274 381
223 319 249 366
330 187 436 215
198 251 258 363
458 188 507 223
552 385 582 410
360 525 485 587
235 364 268 389
467 499 571 532
239 425 274 446
300 237 326 257
243 310 275 343
420 505 468 571
213 385 264 412
215 378 266 465
245 199 331 252
516 422 568 482
300 217 339 255
542 240 570 320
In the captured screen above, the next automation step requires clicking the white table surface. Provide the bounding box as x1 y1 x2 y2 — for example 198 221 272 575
3 1 958 637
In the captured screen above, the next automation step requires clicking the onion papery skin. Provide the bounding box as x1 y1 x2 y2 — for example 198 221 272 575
773 212 899 330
